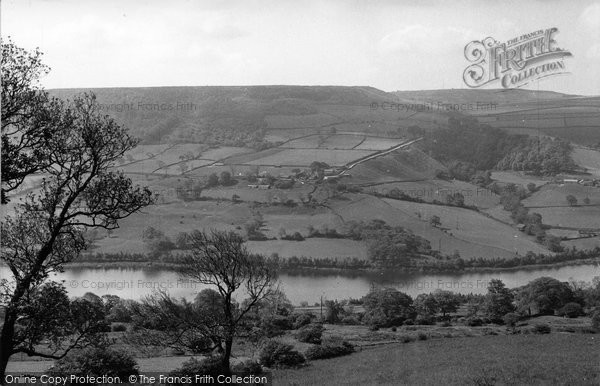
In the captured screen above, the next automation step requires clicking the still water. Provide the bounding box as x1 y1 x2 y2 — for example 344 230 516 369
3 264 597 305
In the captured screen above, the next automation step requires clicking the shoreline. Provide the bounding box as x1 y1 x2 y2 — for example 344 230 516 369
63 257 600 274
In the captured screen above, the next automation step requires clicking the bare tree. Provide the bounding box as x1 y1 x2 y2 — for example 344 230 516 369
178 230 276 370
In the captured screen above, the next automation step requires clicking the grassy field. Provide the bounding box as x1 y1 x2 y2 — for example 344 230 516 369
572 147 600 176
272 333 599 385
366 179 500 209
247 239 368 260
490 171 548 188
522 184 600 208
328 194 538 259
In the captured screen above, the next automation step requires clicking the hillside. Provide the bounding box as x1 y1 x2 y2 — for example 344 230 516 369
34 86 600 266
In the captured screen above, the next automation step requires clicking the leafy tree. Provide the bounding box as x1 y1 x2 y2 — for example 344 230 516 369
362 288 415 327
219 171 232 186
566 194 578 206
526 183 537 193
1 39 63 203
4 283 108 368
431 290 460 317
515 277 574 315
178 230 277 370
207 173 219 187
429 215 441 228
414 293 438 317
1 42 153 377
583 197 591 205
482 279 515 322
323 300 345 324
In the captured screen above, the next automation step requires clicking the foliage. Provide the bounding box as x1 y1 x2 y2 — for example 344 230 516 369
515 277 574 315
169 356 229 379
532 323 551 334
292 313 316 329
482 279 515 322
304 341 354 360
1 41 153 377
231 360 263 375
259 341 305 368
295 324 324 344
49 348 138 379
557 302 583 318
362 288 415 327
503 313 521 328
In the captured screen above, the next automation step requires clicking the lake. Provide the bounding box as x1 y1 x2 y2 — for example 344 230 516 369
2 264 598 305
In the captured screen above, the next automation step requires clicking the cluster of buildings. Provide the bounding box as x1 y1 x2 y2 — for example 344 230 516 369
560 178 599 187
246 167 347 189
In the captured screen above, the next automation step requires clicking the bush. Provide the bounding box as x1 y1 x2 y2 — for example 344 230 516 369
403 319 414 326
49 348 138 379
170 356 228 379
503 312 520 328
532 323 551 334
340 315 361 325
111 323 127 332
295 324 324 344
390 326 397 332
414 315 435 325
417 332 428 341
558 302 583 318
304 341 354 360
261 314 294 337
466 317 483 327
259 341 305 368
592 310 600 330
440 321 452 327
292 312 315 329
231 360 262 375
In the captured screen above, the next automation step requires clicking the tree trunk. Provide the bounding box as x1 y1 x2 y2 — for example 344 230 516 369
0 310 16 384
221 335 233 375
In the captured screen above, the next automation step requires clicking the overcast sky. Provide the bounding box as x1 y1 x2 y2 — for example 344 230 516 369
3 0 600 95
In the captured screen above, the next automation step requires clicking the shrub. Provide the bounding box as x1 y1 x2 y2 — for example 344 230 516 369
417 332 428 341
259 341 305 368
261 314 294 337
292 312 316 329
231 360 262 375
304 341 354 360
295 324 324 344
170 356 228 379
558 302 583 318
111 323 127 332
403 319 414 326
390 326 397 332
49 348 138 379
340 315 361 325
414 315 435 325
532 323 551 334
440 321 452 327
466 317 483 327
592 310 600 330
399 335 413 343
503 312 520 328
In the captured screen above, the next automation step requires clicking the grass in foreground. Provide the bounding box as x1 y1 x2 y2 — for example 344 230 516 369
273 333 599 385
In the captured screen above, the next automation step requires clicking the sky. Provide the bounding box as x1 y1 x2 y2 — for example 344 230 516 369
2 0 600 95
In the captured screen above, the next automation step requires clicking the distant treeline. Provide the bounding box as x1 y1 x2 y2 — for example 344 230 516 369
79 246 599 272
421 116 576 177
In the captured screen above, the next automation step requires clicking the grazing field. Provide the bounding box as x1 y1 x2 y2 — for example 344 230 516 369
354 136 403 150
533 207 600 229
379 198 548 256
490 171 548 188
572 147 600 176
242 148 376 167
273 333 600 386
349 148 446 184
522 184 600 207
367 179 500 209
247 239 368 259
328 194 539 259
